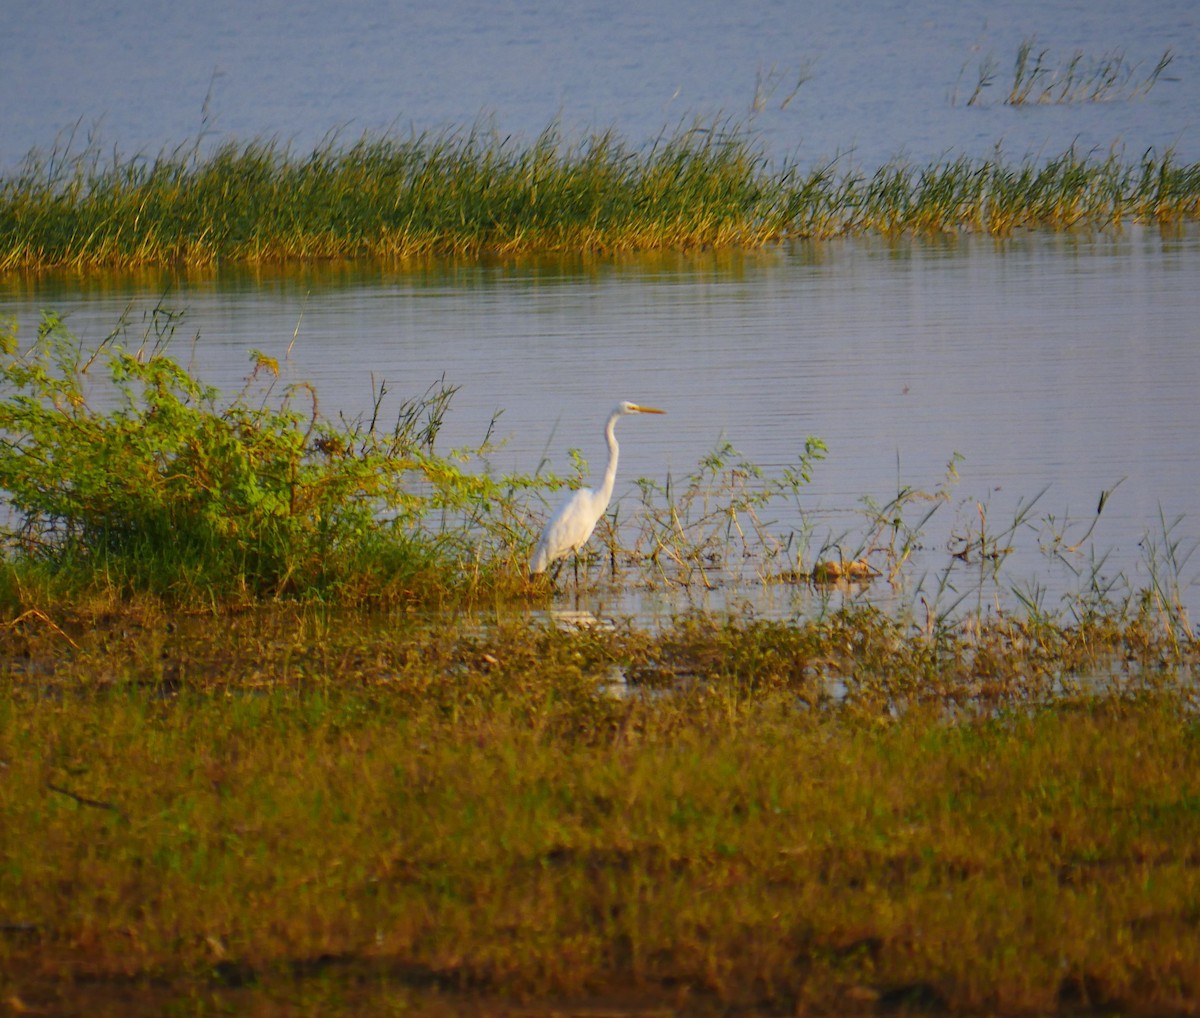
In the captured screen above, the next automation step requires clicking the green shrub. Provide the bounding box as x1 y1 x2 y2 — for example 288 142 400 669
0 311 515 604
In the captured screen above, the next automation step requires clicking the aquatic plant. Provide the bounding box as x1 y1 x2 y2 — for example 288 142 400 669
2 121 1200 269
957 37 1174 107
0 307 1193 636
0 121 777 268
1140 508 1197 649
631 436 828 588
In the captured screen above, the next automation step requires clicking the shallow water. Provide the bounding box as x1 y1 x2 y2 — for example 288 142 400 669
3 227 1197 623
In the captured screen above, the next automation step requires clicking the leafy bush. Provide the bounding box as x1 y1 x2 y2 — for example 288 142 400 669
0 310 515 604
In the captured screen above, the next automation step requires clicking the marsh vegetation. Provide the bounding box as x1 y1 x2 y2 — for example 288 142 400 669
0 308 1196 1015
2 603 1198 1016
2 88 1199 1010
2 118 1200 271
1 310 1194 636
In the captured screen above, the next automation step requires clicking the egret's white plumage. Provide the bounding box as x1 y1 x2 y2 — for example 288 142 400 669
530 401 666 577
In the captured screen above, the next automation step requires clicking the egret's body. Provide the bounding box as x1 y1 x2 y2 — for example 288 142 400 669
530 401 665 578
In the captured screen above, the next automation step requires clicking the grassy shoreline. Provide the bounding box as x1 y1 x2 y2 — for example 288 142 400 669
1 606 1198 1015
3 122 1200 270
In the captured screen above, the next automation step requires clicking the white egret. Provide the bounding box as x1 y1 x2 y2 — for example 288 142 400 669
530 401 666 579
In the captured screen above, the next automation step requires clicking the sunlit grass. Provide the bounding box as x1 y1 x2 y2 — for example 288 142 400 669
2 121 1199 270
0 605 1197 1013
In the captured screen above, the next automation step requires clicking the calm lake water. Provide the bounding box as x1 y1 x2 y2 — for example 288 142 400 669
3 0 1199 172
2 0 1198 623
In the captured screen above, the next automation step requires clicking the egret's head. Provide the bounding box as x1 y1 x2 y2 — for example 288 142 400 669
616 401 666 416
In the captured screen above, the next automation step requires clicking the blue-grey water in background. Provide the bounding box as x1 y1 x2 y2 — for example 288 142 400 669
2 1 1198 622
4 0 1199 171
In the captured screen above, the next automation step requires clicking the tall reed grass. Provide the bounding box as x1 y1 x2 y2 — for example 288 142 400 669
2 122 1199 269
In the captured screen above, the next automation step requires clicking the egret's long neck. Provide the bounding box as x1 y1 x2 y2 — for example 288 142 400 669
597 411 621 505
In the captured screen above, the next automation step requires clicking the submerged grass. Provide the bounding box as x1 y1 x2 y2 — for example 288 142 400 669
3 121 1200 270
0 606 1197 1015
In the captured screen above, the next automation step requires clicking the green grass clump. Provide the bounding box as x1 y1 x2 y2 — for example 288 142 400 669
0 607 1197 1014
2 121 1200 270
0 123 779 269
